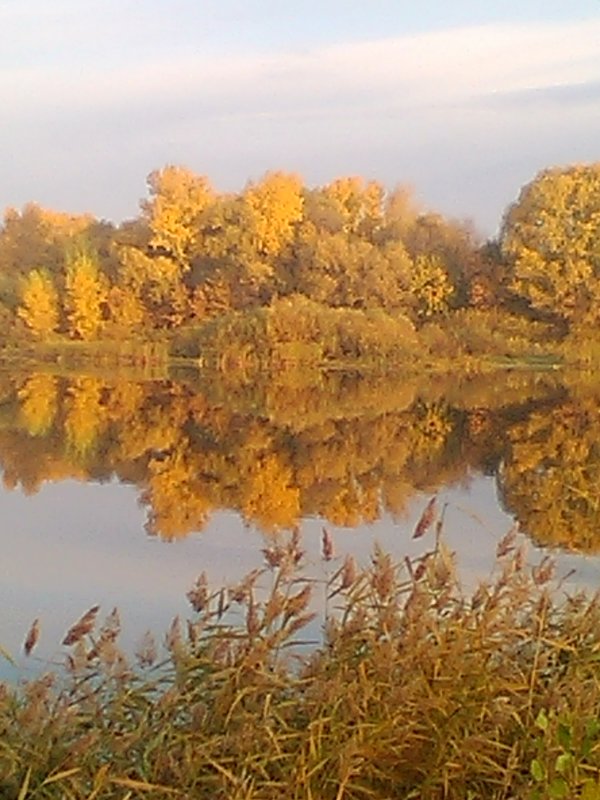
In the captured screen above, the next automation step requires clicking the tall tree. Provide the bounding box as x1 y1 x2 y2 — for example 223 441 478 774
17 269 60 337
500 164 600 325
244 172 304 257
64 247 108 340
143 165 213 267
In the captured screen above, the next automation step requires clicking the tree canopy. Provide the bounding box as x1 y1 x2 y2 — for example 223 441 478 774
501 164 600 325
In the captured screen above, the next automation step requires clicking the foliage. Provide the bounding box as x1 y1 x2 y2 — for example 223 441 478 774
244 171 304 256
0 367 595 548
17 269 60 337
501 164 600 326
426 308 560 360
143 165 213 266
64 247 108 340
410 254 454 318
4 525 600 798
180 295 420 368
1 161 600 367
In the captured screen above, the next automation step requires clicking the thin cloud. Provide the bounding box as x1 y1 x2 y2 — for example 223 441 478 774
479 79 600 109
3 19 600 118
1 16 599 230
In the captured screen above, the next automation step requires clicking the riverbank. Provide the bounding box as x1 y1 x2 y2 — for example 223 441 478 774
0 302 575 377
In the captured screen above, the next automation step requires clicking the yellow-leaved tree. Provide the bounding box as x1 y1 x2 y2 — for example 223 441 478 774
244 172 304 257
321 176 384 238
143 165 213 267
410 255 454 319
501 164 600 325
64 248 108 340
17 269 60 337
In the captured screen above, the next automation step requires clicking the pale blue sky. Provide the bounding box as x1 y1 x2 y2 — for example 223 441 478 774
1 0 599 233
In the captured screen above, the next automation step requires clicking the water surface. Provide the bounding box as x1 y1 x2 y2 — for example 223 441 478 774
2 367 600 676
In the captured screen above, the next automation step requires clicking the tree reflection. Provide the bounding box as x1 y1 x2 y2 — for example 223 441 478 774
1 369 597 553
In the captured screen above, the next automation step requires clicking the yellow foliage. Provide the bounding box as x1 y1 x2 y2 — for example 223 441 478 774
144 165 213 265
17 269 59 337
64 377 108 457
106 285 146 332
322 177 384 236
411 255 454 318
65 250 108 340
502 164 600 321
245 172 304 256
117 246 180 292
38 208 94 240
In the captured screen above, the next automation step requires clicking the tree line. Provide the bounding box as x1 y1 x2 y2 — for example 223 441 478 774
2 163 597 358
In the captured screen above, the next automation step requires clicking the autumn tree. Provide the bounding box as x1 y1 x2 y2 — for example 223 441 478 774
321 177 384 239
191 196 271 310
64 247 108 340
410 255 454 319
17 269 59 337
500 164 600 326
244 172 304 257
291 230 407 310
0 204 94 308
143 165 213 267
106 284 146 334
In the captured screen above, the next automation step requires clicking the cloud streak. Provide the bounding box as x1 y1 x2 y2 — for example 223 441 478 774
4 19 600 116
1 16 599 231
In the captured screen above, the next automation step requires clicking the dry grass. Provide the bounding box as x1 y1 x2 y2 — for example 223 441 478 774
3 514 600 799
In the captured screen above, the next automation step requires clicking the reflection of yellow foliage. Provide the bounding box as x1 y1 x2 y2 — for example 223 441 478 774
145 447 212 539
9 368 600 554
18 374 58 436
414 403 453 452
64 377 107 457
324 483 380 528
500 400 600 552
106 381 145 423
241 453 300 531
116 405 183 462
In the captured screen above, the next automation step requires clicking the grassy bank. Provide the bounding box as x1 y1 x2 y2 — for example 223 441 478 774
3 520 600 799
0 301 577 376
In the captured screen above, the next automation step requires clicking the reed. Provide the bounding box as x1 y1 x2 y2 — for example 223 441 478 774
3 515 600 798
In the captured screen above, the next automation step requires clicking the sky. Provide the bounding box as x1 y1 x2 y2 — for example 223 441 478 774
1 0 599 235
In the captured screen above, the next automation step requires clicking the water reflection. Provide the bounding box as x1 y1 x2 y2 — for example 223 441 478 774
0 367 597 552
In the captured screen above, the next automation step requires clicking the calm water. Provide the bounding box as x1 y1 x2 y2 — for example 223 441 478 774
2 367 600 678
